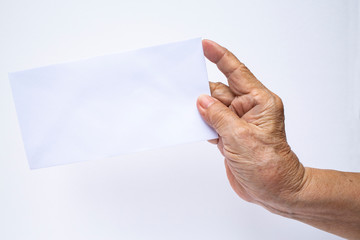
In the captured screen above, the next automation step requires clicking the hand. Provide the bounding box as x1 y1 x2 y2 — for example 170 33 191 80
197 40 306 211
197 40 360 239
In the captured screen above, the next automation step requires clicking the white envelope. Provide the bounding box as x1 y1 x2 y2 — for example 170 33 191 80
9 38 217 169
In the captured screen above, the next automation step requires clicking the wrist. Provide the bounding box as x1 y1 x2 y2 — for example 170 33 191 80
264 167 360 239
267 167 314 220
257 150 310 217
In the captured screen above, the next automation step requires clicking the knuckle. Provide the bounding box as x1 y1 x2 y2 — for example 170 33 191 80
250 89 284 113
223 48 232 60
209 106 229 128
250 88 268 102
222 49 247 75
232 125 250 139
211 82 226 95
250 88 262 98
237 61 250 72
273 94 284 112
228 61 249 79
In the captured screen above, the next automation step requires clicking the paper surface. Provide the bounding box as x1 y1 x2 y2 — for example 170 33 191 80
9 38 217 169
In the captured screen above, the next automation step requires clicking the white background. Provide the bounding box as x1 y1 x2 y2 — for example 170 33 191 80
0 0 359 239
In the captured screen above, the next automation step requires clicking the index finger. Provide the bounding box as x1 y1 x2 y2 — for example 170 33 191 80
202 39 264 95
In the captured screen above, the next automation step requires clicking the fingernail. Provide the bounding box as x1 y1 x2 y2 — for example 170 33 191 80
198 94 215 109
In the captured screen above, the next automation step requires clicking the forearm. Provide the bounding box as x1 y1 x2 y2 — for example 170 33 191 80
278 167 360 239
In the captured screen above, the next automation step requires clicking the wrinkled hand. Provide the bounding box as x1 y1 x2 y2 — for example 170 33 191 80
197 40 306 210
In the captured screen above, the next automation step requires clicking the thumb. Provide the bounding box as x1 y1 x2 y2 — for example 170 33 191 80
197 94 246 137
